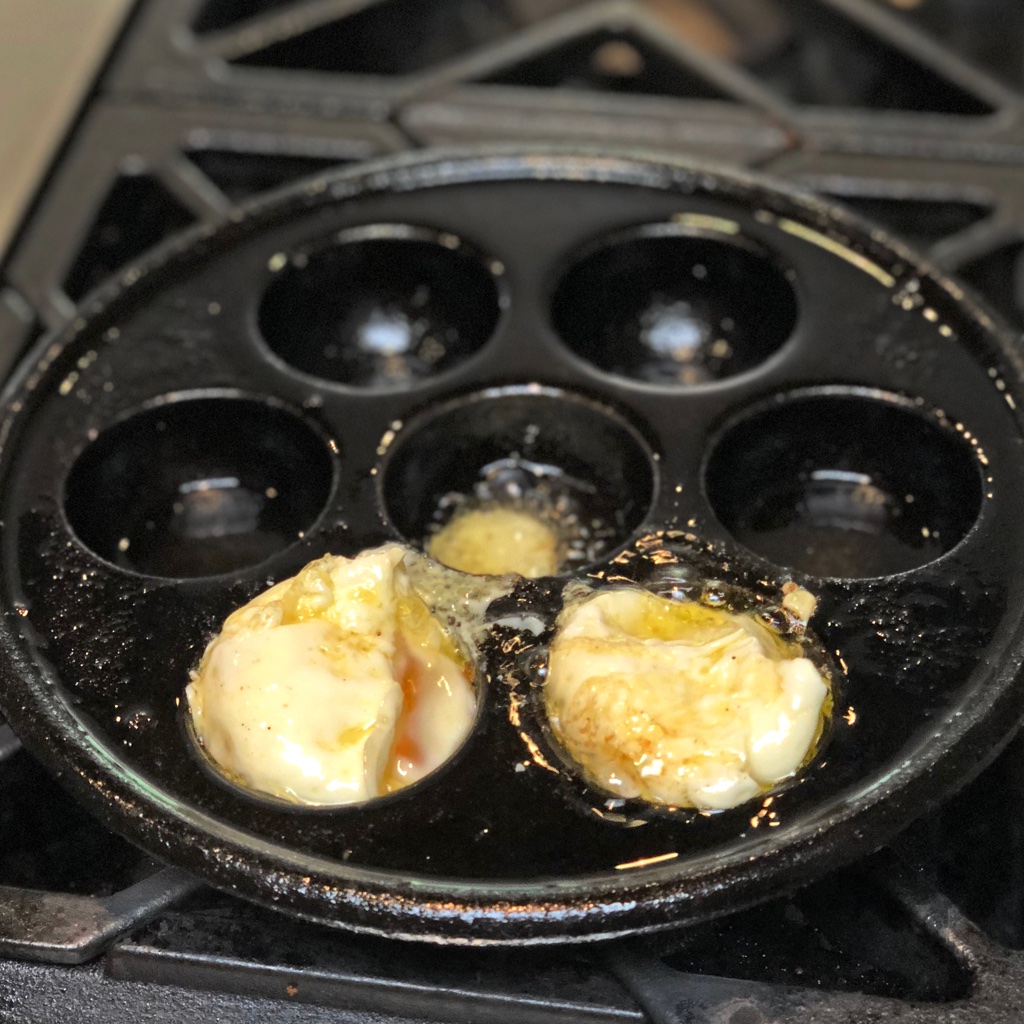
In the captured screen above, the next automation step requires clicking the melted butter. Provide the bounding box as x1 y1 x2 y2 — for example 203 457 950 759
402 548 518 648
544 587 830 810
186 545 480 806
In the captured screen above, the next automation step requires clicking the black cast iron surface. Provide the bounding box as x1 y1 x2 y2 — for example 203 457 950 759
1 149 1024 943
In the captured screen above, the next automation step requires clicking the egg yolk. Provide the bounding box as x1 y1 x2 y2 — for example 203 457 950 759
543 588 829 810
185 545 476 805
427 506 562 577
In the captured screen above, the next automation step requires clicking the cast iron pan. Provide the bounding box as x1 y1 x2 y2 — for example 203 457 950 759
1 149 1023 944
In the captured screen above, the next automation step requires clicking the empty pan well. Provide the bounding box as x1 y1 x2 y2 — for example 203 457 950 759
63 396 334 579
258 225 503 390
551 224 798 386
704 392 983 579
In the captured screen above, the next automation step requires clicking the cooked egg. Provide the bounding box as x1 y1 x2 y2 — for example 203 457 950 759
544 587 829 810
185 545 476 805
428 505 562 577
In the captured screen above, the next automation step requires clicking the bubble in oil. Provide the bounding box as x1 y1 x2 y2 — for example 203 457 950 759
122 706 158 733
514 645 550 683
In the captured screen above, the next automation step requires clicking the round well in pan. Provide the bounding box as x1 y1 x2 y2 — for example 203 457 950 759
704 389 985 579
0 151 1023 944
257 224 504 390
550 224 798 386
63 394 335 579
380 385 657 573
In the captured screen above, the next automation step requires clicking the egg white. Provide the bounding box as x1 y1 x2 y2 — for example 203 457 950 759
186 545 476 805
544 587 829 810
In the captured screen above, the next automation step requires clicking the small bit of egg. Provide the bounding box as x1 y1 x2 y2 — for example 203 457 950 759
186 545 476 805
782 582 817 623
544 588 829 810
427 506 562 578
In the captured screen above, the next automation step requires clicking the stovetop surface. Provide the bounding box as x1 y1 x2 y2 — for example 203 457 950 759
1 2 1024 1021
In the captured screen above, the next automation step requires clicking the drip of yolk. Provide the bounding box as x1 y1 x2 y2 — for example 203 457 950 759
392 642 425 774
384 634 478 793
